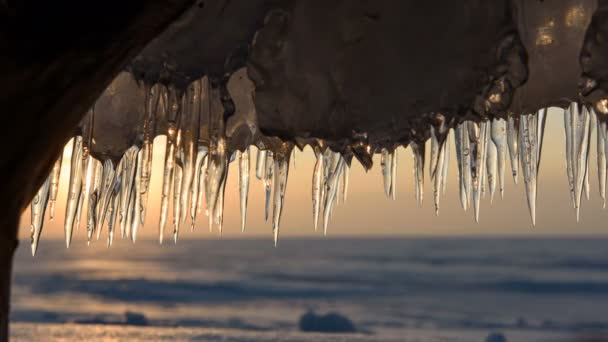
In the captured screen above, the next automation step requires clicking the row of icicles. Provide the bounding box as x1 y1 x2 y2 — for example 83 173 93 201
29 102 604 256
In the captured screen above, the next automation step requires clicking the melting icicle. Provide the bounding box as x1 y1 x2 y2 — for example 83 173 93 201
486 136 498 203
391 150 398 200
239 148 250 232
179 80 202 233
411 142 425 207
469 121 488 223
519 111 547 226
441 135 450 196
196 155 208 217
190 146 208 230
48 154 63 221
564 105 576 207
86 159 103 243
455 123 471 211
323 155 345 235
119 147 138 239
30 175 51 256
95 159 117 240
575 106 590 222
263 151 274 221
107 178 121 246
173 163 183 241
131 149 145 242
565 103 591 221
272 148 291 246
64 136 83 248
381 149 392 198
206 137 229 234
312 149 324 231
597 112 607 207
430 126 447 215
491 118 508 199
507 115 520 184
342 159 351 203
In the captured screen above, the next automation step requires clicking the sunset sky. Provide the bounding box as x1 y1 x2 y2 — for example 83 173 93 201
19 107 608 242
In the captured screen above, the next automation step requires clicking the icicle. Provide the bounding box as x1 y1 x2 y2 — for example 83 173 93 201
486 136 498 203
441 135 450 196
455 124 470 210
430 126 447 215
263 151 274 221
565 105 576 207
342 159 350 203
433 143 445 216
196 155 208 217
239 148 250 232
86 159 103 244
323 155 345 235
575 106 590 222
411 141 425 207
119 147 138 239
206 137 229 234
519 111 547 226
190 146 208 230
48 154 63 221
507 115 520 184
107 177 121 247
272 147 291 246
131 149 145 242
491 118 508 199
30 175 51 256
256 149 267 180
179 80 202 233
172 163 183 241
126 176 137 240
64 136 83 248
312 148 324 231
95 159 117 240
391 150 398 200
597 112 607 207
381 149 392 198
469 121 488 223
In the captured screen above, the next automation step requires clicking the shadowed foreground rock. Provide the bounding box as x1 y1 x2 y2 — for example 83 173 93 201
0 1 193 340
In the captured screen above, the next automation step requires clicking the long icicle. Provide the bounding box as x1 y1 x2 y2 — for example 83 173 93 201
64 136 83 248
312 148 324 231
272 146 292 245
264 151 274 221
441 133 450 196
507 115 520 184
486 135 498 203
119 147 138 239
323 154 345 235
455 123 470 210
575 106 591 222
239 148 250 232
86 159 103 244
95 159 117 240
565 104 576 207
48 154 63 221
30 174 51 256
179 80 201 233
412 142 425 207
342 157 351 203
520 111 546 226
597 111 607 207
491 118 508 199
391 149 398 200
381 149 392 198
190 146 208 230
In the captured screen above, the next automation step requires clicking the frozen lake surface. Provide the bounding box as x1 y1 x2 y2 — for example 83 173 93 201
10 238 608 341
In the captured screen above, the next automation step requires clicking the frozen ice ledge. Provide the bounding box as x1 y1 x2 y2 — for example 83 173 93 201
19 0 608 254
